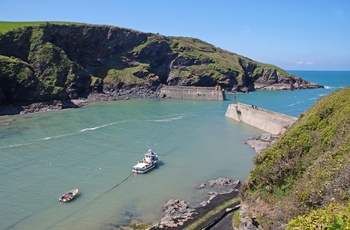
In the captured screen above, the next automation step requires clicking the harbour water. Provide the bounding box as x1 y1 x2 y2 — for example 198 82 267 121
0 71 349 229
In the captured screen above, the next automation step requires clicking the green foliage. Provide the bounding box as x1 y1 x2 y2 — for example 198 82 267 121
104 63 150 84
29 27 45 51
131 34 164 53
241 86 350 228
232 208 241 228
252 64 291 78
0 21 79 34
29 42 70 87
166 36 295 88
287 201 350 229
0 55 36 84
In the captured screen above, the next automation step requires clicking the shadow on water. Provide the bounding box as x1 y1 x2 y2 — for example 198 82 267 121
156 160 165 167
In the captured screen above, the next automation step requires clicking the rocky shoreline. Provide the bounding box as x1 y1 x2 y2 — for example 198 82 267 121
0 88 159 116
155 178 240 229
127 178 240 230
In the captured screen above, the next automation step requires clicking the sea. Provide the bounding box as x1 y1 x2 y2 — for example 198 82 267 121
0 71 349 230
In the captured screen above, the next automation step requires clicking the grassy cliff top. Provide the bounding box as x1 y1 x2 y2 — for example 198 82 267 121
0 21 80 34
241 86 350 228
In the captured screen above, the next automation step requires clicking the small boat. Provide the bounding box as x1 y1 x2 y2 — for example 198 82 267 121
132 149 158 174
58 188 79 202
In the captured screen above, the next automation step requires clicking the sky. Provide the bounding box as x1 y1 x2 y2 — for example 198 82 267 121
1 0 350 70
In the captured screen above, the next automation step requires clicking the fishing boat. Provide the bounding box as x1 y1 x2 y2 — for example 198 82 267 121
58 188 79 202
132 149 158 174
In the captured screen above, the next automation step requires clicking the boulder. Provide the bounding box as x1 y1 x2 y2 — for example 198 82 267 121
159 199 197 228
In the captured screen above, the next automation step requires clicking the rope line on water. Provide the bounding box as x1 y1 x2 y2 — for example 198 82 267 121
104 172 134 194
44 172 135 230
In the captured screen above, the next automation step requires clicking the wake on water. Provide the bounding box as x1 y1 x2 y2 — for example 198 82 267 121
0 114 186 150
151 115 184 123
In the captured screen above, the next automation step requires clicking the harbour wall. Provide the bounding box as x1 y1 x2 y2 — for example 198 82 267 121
160 86 226 101
225 102 298 134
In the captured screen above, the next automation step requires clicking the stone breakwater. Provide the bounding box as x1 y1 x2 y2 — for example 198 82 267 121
225 102 298 135
160 86 226 101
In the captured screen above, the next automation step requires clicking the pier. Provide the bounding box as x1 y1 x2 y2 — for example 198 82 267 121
225 102 298 134
160 85 226 101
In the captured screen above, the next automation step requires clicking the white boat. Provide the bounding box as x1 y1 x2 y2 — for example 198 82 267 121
58 188 79 202
132 149 158 174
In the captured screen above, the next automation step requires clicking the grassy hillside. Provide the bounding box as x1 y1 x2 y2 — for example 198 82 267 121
0 21 79 34
241 86 350 229
0 23 320 112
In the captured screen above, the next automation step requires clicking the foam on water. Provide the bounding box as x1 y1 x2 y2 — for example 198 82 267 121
150 115 185 123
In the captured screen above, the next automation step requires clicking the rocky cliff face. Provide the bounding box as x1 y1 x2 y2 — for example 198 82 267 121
0 23 322 114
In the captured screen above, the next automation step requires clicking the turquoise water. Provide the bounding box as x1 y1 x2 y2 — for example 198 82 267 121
237 71 350 117
0 71 349 229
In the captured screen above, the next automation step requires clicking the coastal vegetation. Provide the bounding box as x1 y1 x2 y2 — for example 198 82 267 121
287 201 350 229
0 21 78 34
240 86 350 229
0 22 321 115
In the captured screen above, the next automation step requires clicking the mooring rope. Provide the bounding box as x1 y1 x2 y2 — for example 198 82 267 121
104 172 134 194
44 172 135 230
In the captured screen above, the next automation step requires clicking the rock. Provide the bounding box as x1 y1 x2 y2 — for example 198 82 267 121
239 204 262 230
196 183 207 188
197 177 240 188
159 199 197 228
246 134 280 153
154 178 241 229
209 177 231 186
194 178 241 207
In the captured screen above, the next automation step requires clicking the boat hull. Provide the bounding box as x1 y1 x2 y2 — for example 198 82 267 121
132 150 158 174
59 188 79 202
132 162 156 174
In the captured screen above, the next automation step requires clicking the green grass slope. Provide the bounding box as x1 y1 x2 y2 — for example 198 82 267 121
241 86 350 229
0 21 79 34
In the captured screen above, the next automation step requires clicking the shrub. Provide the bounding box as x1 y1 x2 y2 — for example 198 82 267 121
287 201 350 229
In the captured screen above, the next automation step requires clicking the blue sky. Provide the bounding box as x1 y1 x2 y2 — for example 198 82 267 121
1 0 350 70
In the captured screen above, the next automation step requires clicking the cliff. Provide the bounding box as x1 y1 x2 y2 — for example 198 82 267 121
239 86 350 229
0 22 322 115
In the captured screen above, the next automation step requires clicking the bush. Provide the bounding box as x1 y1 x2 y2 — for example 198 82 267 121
287 201 350 229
